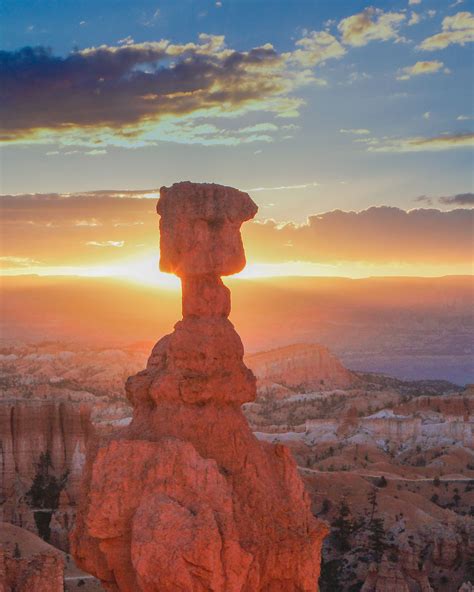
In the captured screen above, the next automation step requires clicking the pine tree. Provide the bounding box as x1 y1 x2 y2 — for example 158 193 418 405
26 450 69 542
333 498 353 552
367 487 378 524
368 517 386 563
319 558 343 591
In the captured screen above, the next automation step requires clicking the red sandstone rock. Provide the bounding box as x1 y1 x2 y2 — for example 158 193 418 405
158 181 257 277
0 523 65 592
71 182 327 591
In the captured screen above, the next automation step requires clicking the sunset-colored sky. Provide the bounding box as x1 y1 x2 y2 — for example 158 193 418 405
1 0 473 280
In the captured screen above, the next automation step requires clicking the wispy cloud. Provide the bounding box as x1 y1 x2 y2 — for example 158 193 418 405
75 218 103 227
408 12 421 26
339 128 371 135
366 132 474 152
85 240 125 247
244 182 319 192
338 8 406 47
396 60 448 80
439 192 474 206
418 11 474 50
414 192 474 207
0 256 43 267
288 31 346 67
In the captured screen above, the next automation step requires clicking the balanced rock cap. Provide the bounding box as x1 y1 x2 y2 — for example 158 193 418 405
158 181 258 277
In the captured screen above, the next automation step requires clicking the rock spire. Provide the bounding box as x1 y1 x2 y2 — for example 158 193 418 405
71 181 327 591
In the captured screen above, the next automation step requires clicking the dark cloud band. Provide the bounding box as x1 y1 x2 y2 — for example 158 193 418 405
1 192 472 267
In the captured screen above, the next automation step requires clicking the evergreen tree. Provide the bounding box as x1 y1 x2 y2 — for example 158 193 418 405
367 487 378 524
368 517 386 563
319 558 342 591
26 450 69 542
333 499 353 552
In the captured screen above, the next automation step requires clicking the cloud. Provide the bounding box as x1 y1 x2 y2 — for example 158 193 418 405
118 36 134 46
338 8 406 47
75 218 103 227
339 128 370 134
243 207 473 265
423 111 430 119
0 31 344 149
346 71 372 84
409 0 421 5
414 192 474 207
141 8 161 27
439 192 474 206
408 12 421 26
419 11 474 50
396 60 447 80
1 192 472 270
289 31 346 67
86 240 125 247
244 182 319 192
457 114 473 120
84 149 107 155
0 256 43 268
366 132 474 152
413 195 433 205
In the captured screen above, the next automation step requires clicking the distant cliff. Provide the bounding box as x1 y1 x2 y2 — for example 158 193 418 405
246 343 359 395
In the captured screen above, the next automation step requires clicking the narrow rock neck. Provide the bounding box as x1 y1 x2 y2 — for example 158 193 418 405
181 274 231 319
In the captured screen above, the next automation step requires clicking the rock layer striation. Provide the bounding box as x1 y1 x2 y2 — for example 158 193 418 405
71 182 327 591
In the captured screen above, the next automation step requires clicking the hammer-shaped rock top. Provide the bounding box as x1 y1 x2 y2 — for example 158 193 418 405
158 181 258 277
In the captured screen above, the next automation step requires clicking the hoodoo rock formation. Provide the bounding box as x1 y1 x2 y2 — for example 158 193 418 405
71 182 328 591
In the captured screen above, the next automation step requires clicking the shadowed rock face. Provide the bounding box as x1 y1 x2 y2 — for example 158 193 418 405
71 182 327 592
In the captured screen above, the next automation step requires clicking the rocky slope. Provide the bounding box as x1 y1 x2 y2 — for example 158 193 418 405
245 343 359 396
244 373 473 591
1 335 472 590
71 182 327 592
0 522 65 592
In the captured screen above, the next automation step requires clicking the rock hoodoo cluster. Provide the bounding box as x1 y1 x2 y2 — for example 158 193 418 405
71 182 327 591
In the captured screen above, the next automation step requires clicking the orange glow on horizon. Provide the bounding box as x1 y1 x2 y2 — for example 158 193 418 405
1 253 472 284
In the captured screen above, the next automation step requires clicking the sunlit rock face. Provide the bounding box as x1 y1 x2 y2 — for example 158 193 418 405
71 182 327 592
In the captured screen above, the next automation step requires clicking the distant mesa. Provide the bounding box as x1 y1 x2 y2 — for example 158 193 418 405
246 343 359 396
71 182 328 591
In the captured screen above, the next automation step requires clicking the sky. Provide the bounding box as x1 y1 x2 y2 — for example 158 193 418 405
0 0 473 279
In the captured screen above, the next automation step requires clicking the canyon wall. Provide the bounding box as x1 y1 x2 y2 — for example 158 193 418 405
0 401 93 550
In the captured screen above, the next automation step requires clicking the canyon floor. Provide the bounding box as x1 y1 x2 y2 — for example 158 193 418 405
0 339 472 591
